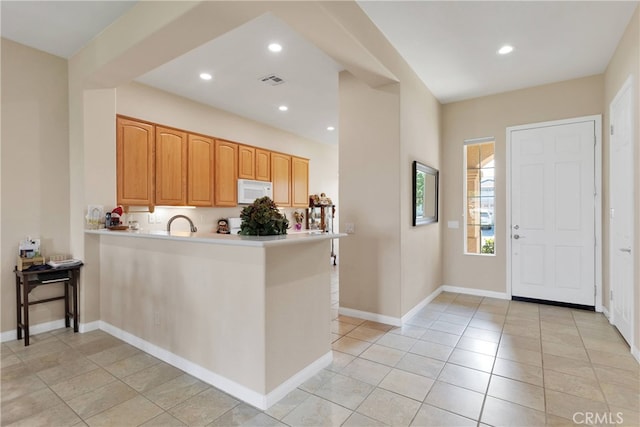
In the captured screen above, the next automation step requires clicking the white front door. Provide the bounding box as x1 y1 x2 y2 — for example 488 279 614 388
610 77 634 346
510 120 596 306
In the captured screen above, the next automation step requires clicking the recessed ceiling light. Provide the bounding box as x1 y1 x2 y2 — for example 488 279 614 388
327 126 335 131
278 105 288 112
199 72 213 80
497 45 514 55
268 43 282 53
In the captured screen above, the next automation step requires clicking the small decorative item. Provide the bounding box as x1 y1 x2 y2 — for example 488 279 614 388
319 193 332 205
216 218 230 234
310 193 332 206
107 206 124 228
85 205 104 229
19 238 40 259
293 210 304 231
239 197 289 236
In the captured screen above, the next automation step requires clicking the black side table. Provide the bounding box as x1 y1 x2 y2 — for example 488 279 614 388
14 263 83 346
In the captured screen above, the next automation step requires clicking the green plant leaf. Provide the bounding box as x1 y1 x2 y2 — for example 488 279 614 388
239 197 289 236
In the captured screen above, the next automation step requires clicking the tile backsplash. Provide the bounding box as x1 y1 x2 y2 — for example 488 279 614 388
116 206 305 233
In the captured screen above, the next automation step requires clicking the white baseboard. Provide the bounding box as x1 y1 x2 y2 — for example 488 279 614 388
80 321 100 333
0 319 66 343
264 351 332 408
339 285 510 328
2 330 17 343
338 307 402 327
401 287 443 324
441 285 510 300
598 308 639 364
98 321 330 410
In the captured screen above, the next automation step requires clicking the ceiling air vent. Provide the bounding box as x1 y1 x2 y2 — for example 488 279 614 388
259 74 286 86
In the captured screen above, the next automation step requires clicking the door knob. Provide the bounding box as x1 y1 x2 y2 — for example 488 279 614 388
513 225 520 230
513 234 522 240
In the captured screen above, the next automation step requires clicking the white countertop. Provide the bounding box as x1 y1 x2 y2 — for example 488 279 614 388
85 228 345 247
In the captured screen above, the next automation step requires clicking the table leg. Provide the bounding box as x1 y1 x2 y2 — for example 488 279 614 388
72 270 79 333
15 275 22 340
23 281 30 346
64 278 70 328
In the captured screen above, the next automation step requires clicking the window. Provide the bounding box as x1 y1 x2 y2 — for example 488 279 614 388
464 138 495 255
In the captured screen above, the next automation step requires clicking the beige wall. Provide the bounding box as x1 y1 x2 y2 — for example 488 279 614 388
603 5 639 351
332 2 443 319
337 50 444 320
1 39 70 333
81 89 117 324
399 69 443 315
442 75 604 293
98 234 331 397
98 235 267 392
338 68 442 319
265 240 331 391
338 73 402 317
65 1 441 323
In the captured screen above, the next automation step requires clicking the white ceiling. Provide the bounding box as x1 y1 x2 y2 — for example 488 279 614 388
0 1 137 58
358 1 638 103
1 1 637 144
135 13 344 146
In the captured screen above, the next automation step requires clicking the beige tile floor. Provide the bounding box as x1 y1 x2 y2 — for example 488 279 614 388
2 267 639 426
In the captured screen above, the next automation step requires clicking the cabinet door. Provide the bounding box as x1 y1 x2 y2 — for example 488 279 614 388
116 117 155 206
271 152 291 207
188 134 214 206
215 139 238 206
238 145 256 180
155 126 187 205
255 148 271 181
291 157 309 208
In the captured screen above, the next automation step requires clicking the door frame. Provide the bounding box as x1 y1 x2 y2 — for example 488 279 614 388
506 115 602 311
608 75 635 343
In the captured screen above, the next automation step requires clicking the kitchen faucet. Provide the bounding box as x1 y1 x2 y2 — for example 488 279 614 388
167 215 198 233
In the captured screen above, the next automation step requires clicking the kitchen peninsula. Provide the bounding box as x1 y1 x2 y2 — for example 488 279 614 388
85 229 343 409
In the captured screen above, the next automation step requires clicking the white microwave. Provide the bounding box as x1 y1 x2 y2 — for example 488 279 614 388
237 179 273 204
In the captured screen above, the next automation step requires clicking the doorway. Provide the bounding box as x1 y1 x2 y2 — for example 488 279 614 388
609 76 635 346
507 116 602 308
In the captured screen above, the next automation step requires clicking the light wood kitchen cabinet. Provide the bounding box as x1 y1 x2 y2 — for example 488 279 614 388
215 139 238 206
238 145 255 180
188 134 214 206
271 152 291 207
155 126 187 206
255 148 271 181
116 117 155 208
116 116 310 209
292 157 309 208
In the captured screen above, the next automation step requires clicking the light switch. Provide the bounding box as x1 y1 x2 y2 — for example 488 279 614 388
448 221 459 229
345 223 355 234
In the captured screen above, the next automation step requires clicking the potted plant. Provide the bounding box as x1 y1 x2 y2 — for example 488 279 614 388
293 210 304 231
239 197 289 236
